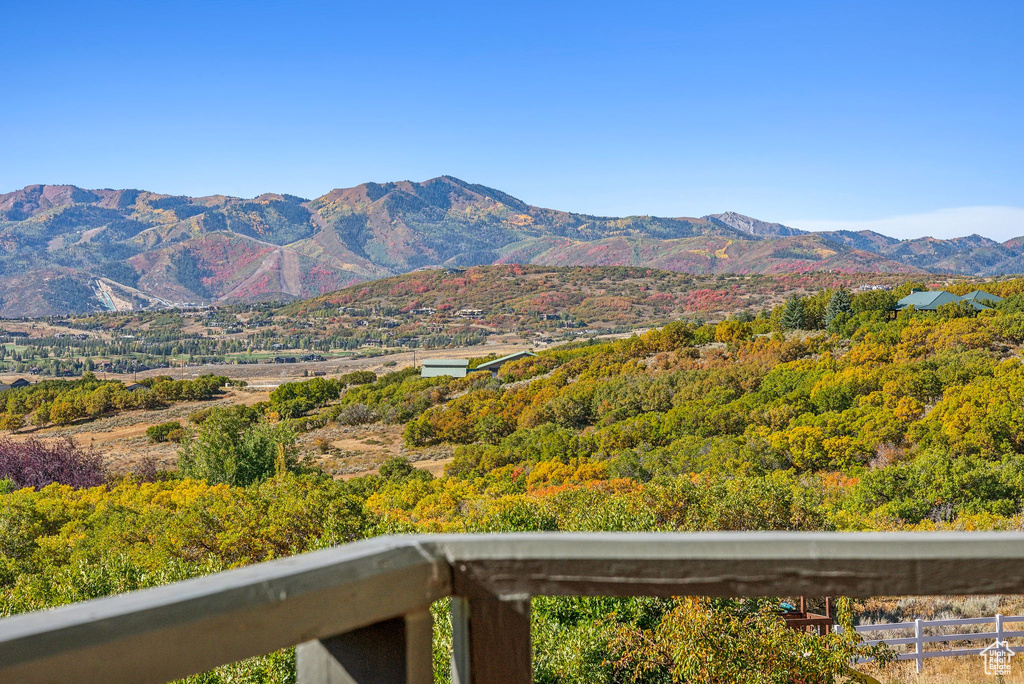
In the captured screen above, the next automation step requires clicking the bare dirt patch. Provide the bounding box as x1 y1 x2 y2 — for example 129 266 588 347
297 423 452 478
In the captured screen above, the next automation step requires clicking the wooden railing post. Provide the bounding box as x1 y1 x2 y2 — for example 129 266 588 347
296 606 433 684
451 596 531 684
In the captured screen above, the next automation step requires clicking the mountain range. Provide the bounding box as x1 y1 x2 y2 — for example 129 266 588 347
1 176 1021 316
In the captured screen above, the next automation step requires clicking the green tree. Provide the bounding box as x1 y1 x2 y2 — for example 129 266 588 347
49 399 83 426
780 296 806 331
178 409 299 486
824 288 853 331
0 413 24 432
892 280 928 299
147 421 183 443
378 456 414 480
851 289 896 313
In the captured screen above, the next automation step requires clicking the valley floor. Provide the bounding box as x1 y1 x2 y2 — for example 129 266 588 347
99 338 540 387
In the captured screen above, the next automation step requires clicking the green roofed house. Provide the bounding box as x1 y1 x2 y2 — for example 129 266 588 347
420 358 470 378
474 350 538 377
894 289 999 313
960 290 1003 306
895 290 962 311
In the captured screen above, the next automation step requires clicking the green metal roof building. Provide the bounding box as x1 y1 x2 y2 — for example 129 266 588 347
474 350 538 377
960 290 1003 306
420 358 470 378
894 289 998 312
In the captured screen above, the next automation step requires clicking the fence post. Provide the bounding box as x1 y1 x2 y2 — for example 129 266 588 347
997 613 1004 646
914 618 923 674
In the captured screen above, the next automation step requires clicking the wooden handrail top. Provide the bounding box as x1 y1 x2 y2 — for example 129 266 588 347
422 530 1024 560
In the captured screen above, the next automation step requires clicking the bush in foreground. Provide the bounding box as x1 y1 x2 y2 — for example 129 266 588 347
178 408 304 486
0 438 105 489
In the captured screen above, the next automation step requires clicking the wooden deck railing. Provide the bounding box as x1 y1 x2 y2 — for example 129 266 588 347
3 532 1024 683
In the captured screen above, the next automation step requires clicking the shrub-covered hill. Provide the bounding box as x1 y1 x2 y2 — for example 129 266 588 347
278 264 915 325
11 278 1024 681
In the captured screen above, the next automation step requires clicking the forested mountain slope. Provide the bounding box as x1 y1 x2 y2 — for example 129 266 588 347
1 177 1021 316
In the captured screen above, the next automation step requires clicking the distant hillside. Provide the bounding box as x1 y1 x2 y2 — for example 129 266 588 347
280 264 916 325
0 177 1021 316
508 233 919 275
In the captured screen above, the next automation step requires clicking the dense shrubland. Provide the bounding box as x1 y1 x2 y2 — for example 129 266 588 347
7 280 1024 681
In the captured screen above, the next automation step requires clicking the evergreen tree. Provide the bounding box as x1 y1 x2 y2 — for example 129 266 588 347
781 296 806 331
824 288 853 331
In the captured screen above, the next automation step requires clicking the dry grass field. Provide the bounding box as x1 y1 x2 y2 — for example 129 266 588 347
7 388 271 473
855 595 1024 682
863 657 1024 682
8 387 450 478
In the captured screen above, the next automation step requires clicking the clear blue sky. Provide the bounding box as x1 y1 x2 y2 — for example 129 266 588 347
2 1 1022 238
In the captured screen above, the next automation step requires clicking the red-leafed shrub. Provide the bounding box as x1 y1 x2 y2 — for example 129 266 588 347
0 438 106 489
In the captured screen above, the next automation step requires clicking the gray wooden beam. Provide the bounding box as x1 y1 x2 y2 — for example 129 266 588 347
297 607 433 684
451 596 531 684
429 532 1024 598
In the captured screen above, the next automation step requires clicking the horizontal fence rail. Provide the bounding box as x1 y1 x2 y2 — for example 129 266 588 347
851 613 1024 673
4 532 1024 682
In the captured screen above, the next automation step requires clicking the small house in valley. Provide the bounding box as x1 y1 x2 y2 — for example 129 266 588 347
421 358 470 378
0 378 30 393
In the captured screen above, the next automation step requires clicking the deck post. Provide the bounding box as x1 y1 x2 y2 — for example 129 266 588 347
451 596 531 684
296 607 433 684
